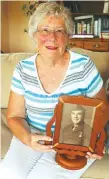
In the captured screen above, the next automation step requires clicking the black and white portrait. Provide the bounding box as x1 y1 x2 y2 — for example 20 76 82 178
59 103 95 146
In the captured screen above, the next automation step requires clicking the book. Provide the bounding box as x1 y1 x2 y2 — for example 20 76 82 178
82 23 87 34
72 34 94 38
101 30 109 33
86 23 90 34
94 20 98 36
101 32 109 35
73 14 109 39
100 32 109 39
74 15 93 20
101 16 109 32
98 18 101 37
77 22 82 34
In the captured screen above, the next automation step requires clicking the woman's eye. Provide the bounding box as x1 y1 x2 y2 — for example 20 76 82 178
56 30 64 33
42 29 49 32
57 30 61 32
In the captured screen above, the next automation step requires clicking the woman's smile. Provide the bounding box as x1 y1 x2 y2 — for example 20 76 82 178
46 46 58 50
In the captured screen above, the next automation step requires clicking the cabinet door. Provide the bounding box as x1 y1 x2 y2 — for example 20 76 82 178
84 41 109 52
68 40 84 48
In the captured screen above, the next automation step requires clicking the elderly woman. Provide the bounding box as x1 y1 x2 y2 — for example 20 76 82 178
0 2 108 179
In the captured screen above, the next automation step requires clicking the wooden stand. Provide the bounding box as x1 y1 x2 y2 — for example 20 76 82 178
46 95 108 170
55 153 87 170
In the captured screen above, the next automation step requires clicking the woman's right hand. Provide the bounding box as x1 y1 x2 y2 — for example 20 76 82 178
27 133 54 152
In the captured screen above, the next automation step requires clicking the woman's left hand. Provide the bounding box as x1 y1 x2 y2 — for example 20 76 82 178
86 152 103 160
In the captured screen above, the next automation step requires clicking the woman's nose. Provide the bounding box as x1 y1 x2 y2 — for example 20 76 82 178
48 31 57 39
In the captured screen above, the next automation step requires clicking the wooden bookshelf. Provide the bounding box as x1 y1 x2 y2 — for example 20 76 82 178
69 14 109 52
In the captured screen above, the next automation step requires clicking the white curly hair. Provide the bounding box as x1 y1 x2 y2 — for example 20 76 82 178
28 2 74 38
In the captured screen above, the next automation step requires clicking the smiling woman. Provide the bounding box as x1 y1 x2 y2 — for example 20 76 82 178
0 2 108 179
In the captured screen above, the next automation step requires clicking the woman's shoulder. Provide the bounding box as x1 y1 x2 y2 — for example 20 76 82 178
68 49 92 71
19 54 37 65
68 49 89 62
14 54 38 73
15 54 37 69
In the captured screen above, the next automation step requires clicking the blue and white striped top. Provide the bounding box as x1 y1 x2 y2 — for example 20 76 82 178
11 50 103 132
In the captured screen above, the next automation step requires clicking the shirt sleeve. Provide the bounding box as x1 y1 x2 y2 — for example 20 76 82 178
11 63 25 95
82 57 103 97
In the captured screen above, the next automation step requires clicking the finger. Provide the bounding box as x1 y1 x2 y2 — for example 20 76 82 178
31 134 53 143
32 145 54 152
41 144 54 151
85 152 92 159
85 155 91 159
87 152 92 156
35 142 53 150
36 135 53 142
92 154 103 160
103 147 106 154
86 152 103 160
40 148 55 152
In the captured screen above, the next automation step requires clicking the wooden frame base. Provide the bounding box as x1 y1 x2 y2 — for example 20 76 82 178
55 153 87 170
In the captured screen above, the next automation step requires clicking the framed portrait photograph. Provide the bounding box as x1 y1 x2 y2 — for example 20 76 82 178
59 103 95 147
46 95 108 156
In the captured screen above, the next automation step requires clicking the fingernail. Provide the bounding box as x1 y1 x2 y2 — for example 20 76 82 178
48 138 53 141
86 155 90 159
87 152 91 155
50 145 53 148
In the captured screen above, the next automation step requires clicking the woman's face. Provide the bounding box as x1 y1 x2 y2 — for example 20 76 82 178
71 110 84 124
34 15 69 59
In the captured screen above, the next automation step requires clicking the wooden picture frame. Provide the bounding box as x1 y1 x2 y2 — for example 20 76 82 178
46 95 108 169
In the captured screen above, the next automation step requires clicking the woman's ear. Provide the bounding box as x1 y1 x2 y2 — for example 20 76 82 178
68 34 72 39
33 34 39 53
66 35 71 49
33 33 37 44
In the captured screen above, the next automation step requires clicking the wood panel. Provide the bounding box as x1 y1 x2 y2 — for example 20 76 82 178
84 41 109 52
68 38 109 52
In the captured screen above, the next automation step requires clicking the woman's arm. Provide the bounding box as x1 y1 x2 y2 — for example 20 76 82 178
7 91 31 144
7 91 53 151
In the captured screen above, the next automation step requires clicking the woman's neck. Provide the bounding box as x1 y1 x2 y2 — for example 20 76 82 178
44 58 61 67
37 50 69 68
38 55 63 68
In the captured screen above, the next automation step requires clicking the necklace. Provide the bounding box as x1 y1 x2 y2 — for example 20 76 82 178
39 63 65 84
35 52 70 94
36 55 67 83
